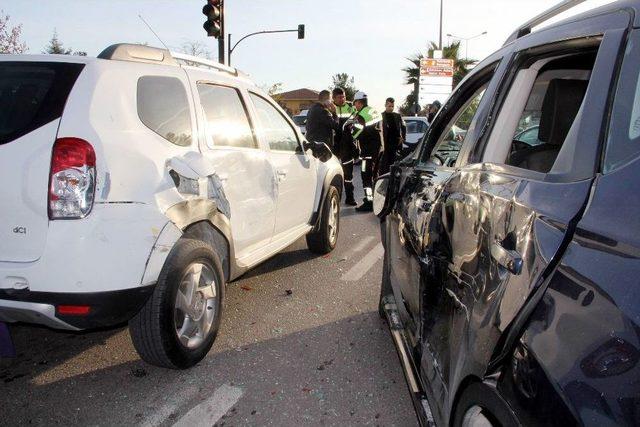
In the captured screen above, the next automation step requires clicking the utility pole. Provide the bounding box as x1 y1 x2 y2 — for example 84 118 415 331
439 0 443 49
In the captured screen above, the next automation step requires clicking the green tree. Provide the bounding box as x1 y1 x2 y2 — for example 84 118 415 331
43 30 85 55
330 73 358 101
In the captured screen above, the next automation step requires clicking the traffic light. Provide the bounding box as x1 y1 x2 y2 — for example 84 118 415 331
203 0 223 38
298 24 305 39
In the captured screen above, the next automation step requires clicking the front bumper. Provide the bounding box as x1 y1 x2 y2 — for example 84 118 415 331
0 285 155 330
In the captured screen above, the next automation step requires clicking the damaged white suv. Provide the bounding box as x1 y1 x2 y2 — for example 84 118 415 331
0 44 343 368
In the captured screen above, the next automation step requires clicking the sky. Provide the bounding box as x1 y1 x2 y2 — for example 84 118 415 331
3 0 616 109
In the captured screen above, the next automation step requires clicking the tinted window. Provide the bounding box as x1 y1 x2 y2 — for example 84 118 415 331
197 84 256 149
249 93 300 152
0 62 84 145
605 32 640 173
137 76 192 146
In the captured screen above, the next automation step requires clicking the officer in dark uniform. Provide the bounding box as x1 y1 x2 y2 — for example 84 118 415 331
332 87 358 206
351 91 383 212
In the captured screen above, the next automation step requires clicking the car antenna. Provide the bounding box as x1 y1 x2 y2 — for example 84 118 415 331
138 14 170 51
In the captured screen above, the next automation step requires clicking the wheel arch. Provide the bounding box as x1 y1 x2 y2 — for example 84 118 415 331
311 165 343 228
449 375 484 426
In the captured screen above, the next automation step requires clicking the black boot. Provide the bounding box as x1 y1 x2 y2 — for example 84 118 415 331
344 182 356 206
355 200 373 212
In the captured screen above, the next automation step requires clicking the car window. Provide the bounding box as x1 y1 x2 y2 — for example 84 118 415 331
197 84 257 149
605 31 640 173
428 85 487 167
0 62 84 145
249 93 300 152
137 76 193 147
482 48 598 174
406 120 427 133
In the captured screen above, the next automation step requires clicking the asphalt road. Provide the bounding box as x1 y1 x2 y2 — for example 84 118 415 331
0 176 417 427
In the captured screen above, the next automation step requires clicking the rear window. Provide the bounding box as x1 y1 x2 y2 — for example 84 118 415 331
137 76 193 147
406 120 427 133
0 62 84 145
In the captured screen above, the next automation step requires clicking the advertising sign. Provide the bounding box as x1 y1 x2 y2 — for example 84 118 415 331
419 58 454 106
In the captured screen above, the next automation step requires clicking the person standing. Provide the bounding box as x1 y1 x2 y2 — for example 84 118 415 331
305 90 339 150
332 87 358 206
380 97 406 175
351 91 383 212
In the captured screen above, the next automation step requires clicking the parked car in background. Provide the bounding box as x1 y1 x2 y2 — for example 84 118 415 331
293 109 308 135
402 116 429 154
0 44 342 369
374 1 640 426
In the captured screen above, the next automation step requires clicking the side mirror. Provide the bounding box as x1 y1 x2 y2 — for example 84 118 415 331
373 175 390 217
304 140 332 162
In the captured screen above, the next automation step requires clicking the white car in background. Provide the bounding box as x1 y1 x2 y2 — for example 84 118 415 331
292 109 309 135
402 116 429 153
0 44 342 369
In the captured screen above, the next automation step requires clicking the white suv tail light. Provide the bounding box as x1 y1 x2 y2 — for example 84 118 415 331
48 137 96 219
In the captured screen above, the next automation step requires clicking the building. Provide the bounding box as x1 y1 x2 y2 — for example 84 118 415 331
275 88 319 116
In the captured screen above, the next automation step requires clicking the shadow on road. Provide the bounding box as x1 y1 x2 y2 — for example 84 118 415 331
1 313 415 426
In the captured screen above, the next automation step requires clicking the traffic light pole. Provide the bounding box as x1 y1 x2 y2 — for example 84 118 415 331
218 0 225 64
228 26 304 66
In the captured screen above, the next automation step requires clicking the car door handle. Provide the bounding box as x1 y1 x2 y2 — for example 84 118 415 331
491 242 523 275
276 169 287 182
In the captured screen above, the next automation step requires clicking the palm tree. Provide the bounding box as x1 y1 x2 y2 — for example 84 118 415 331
400 41 476 113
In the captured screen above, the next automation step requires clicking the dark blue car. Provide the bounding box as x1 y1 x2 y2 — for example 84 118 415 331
374 1 640 425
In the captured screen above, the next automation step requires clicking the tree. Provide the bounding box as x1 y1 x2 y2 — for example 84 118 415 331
330 73 358 100
0 11 27 54
43 30 86 55
180 41 211 59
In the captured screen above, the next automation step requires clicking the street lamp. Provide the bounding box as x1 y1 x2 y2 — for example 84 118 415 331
446 31 487 60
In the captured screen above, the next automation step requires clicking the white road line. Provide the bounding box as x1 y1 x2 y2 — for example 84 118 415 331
172 384 243 427
341 242 384 282
348 235 376 257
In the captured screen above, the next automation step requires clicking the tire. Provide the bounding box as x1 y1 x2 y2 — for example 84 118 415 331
129 238 224 369
306 185 340 254
452 382 519 427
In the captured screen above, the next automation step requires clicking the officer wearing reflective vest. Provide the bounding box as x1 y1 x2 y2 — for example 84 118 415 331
332 87 358 206
351 91 384 212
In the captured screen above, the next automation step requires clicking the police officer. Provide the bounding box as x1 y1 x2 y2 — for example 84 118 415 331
305 90 340 150
332 87 358 206
352 91 383 212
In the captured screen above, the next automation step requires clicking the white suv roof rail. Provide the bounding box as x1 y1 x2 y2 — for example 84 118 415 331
97 43 252 81
170 52 241 76
504 0 586 45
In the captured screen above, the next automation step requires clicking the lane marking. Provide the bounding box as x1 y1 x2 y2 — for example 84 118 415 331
341 243 384 282
348 235 376 257
172 384 243 427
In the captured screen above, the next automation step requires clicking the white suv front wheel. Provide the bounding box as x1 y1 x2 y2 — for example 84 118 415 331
306 185 340 254
129 239 224 369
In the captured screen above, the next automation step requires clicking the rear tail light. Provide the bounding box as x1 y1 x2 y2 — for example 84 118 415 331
48 137 96 219
57 305 91 316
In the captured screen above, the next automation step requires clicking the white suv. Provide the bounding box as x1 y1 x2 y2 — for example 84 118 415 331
0 44 343 369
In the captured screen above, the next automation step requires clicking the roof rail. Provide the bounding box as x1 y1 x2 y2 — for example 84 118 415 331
504 0 586 46
97 43 177 66
171 52 239 76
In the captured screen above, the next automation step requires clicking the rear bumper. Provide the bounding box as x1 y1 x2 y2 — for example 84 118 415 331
0 285 155 330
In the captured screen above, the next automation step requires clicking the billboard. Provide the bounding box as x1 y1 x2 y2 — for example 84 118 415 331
419 58 454 106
